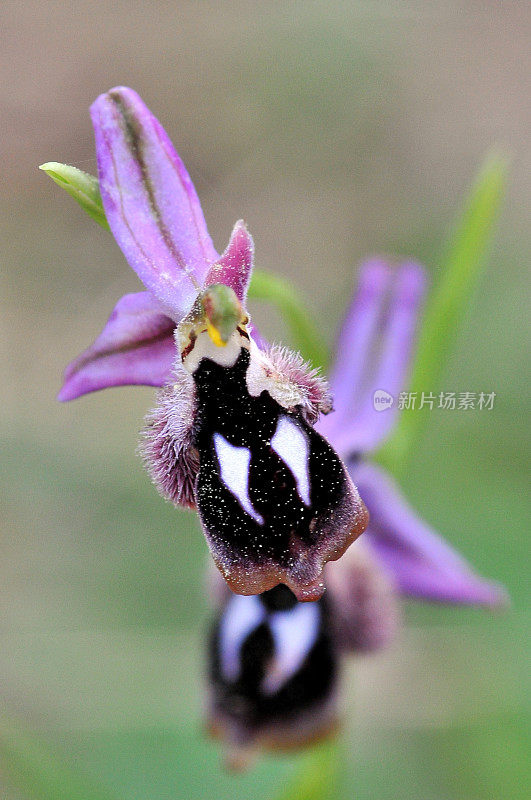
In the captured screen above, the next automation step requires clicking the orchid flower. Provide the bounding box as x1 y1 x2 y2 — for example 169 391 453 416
55 86 368 602
46 87 506 771
51 86 503 611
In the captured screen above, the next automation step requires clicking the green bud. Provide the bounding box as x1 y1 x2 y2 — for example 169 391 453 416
39 162 109 230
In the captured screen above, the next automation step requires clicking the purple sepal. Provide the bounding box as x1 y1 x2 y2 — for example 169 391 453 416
318 259 426 454
327 259 392 421
58 291 176 401
91 86 218 321
204 220 254 303
350 461 507 607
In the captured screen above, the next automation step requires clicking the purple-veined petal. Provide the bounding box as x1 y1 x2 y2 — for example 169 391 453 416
58 291 176 401
91 86 218 320
350 461 507 607
318 260 426 455
317 259 392 450
204 220 254 303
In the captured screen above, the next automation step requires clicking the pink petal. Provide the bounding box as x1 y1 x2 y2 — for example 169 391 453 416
339 261 426 453
204 220 254 303
318 259 392 448
58 292 176 401
91 86 218 320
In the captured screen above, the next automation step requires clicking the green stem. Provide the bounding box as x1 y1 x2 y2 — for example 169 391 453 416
375 152 509 477
248 269 329 369
276 738 340 800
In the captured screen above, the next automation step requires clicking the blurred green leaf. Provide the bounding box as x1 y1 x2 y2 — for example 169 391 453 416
376 152 509 476
248 269 328 369
0 714 119 800
39 163 110 230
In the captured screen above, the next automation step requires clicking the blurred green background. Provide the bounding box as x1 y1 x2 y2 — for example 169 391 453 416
1 2 529 798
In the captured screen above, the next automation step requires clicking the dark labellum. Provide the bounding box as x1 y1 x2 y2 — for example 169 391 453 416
193 348 367 601
208 585 338 752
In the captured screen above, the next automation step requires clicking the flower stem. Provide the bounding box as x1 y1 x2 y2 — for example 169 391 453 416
375 151 509 477
275 738 340 800
248 269 329 370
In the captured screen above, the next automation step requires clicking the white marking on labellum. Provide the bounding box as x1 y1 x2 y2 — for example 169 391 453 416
220 594 265 681
182 328 243 374
262 602 320 695
213 433 264 524
270 415 311 506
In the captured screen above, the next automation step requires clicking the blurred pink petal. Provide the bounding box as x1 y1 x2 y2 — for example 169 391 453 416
319 260 426 454
350 461 507 607
339 261 426 452
326 258 392 423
